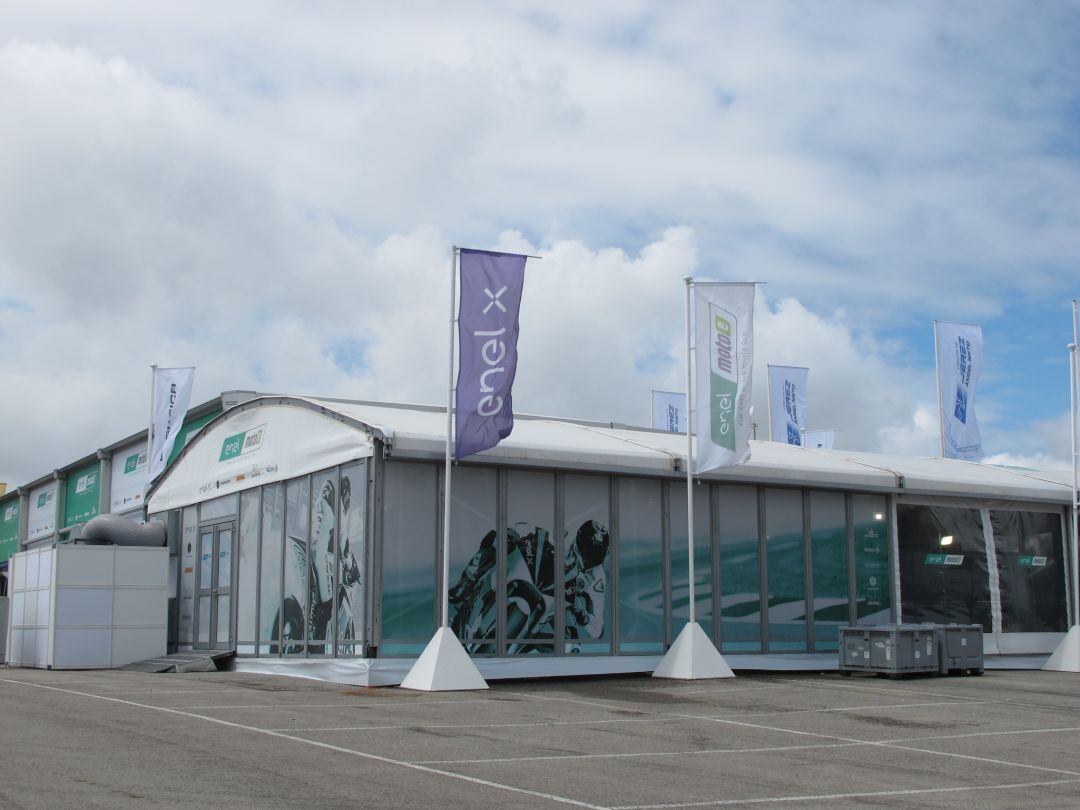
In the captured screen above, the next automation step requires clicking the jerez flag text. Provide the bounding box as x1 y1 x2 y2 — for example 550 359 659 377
768 365 808 445
651 390 687 433
147 366 195 484
455 248 527 459
935 321 985 461
694 282 755 472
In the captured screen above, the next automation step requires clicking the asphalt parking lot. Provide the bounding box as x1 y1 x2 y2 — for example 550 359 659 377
0 667 1078 808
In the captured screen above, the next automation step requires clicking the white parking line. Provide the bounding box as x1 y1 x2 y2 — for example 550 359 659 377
177 697 504 710
418 740 865 765
418 724 1080 766
664 684 788 697
677 713 1080 779
782 677 1080 714
85 689 250 696
276 716 673 733
691 700 983 719
0 678 605 809
608 777 1080 808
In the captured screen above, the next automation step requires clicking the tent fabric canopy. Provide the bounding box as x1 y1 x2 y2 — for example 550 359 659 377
147 395 1073 513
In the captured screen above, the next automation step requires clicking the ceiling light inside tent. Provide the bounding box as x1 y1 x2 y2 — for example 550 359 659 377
874 513 884 521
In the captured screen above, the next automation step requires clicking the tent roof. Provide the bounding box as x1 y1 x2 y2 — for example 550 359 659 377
306 397 1071 504
148 395 1073 510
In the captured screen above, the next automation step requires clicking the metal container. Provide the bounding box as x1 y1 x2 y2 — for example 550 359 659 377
935 624 984 675
839 624 939 677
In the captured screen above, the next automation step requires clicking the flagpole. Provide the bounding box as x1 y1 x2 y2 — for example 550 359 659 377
766 365 775 442
684 277 696 625
146 364 157 501
933 321 945 457
1070 300 1079 629
653 277 733 679
442 247 458 631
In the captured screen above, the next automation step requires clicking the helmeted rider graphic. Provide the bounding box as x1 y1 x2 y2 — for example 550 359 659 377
448 519 610 654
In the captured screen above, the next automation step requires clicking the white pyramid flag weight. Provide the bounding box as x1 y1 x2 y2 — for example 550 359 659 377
694 283 756 473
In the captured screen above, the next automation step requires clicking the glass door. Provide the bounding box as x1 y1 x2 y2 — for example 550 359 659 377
194 522 235 651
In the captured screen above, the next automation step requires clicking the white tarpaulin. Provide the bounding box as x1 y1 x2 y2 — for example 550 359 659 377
935 321 985 461
110 440 148 513
767 365 808 445
147 400 375 513
693 282 755 472
651 390 687 433
147 366 195 484
27 483 56 540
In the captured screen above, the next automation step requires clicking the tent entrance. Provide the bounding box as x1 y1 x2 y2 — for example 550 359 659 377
194 520 236 651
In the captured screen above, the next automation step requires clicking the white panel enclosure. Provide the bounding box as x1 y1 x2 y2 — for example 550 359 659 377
5 546 168 669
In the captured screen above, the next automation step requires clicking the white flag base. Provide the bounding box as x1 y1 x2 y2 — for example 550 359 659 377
652 621 735 680
1042 625 1080 672
400 626 489 691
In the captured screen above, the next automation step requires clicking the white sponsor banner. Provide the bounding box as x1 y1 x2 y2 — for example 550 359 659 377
148 404 374 513
802 429 836 450
651 390 687 433
27 483 57 540
693 282 755 472
935 322 984 461
148 366 195 484
767 365 808 446
111 440 149 513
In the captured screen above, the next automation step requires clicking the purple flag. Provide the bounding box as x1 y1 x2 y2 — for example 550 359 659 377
455 248 527 459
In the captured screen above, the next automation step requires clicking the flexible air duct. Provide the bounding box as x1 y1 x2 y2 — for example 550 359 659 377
79 513 167 547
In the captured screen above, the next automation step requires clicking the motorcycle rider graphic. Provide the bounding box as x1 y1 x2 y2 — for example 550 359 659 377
448 519 610 654
274 477 361 654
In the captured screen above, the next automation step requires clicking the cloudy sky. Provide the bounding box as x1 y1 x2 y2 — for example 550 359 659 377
1 1 1078 486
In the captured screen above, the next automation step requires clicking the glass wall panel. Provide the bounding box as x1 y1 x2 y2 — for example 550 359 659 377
991 510 1066 632
237 490 260 648
809 491 847 651
179 506 197 645
505 470 555 654
337 462 367 654
447 466 498 654
897 504 990 630
717 486 761 653
380 462 438 653
281 478 310 654
668 482 712 641
853 495 890 624
563 474 612 654
198 530 213 593
618 477 664 653
215 595 231 644
765 489 807 652
308 470 337 653
197 596 210 644
259 483 284 653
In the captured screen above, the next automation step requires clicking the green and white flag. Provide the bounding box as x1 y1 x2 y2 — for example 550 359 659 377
693 282 755 472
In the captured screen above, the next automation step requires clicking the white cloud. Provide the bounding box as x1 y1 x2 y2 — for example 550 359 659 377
0 5 1077 486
